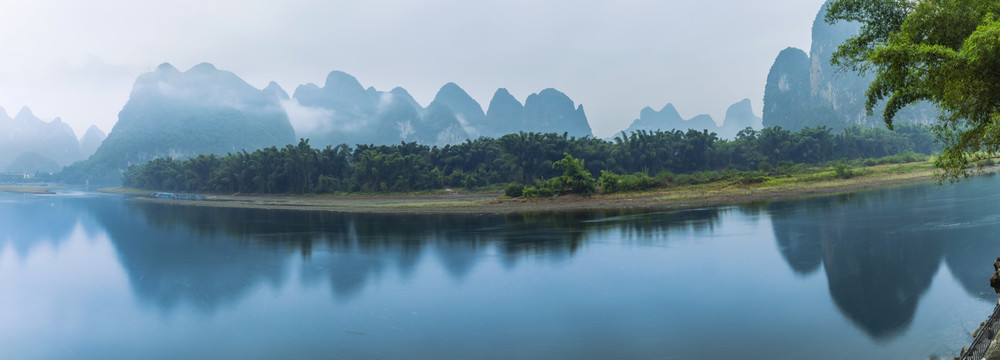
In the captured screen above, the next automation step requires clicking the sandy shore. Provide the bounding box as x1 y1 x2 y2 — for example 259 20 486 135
0 185 60 194
100 162 971 214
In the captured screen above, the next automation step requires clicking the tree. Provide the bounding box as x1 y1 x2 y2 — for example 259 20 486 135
827 0 1000 178
549 153 596 195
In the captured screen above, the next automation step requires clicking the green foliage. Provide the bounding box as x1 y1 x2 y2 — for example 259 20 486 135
827 0 1000 179
598 171 656 194
976 158 997 167
118 125 939 195
735 172 770 185
833 161 856 179
522 185 553 198
504 183 524 198
654 171 675 185
548 153 596 195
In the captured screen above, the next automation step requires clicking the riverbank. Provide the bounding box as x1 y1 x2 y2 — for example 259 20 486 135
100 160 980 214
0 185 60 194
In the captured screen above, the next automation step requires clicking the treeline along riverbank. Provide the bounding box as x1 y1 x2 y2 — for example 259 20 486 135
121 125 937 195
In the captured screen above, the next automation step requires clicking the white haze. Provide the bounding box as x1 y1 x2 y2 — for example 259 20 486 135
0 0 828 138
280 99 337 135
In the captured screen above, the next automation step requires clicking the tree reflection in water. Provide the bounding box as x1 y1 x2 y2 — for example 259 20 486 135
77 197 726 311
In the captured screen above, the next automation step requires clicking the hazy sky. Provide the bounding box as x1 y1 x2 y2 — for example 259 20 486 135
0 0 827 139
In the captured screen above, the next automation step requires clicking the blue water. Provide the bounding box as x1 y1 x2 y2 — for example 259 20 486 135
2 176 1000 359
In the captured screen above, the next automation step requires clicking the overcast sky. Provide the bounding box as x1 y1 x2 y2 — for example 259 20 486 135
0 0 827 139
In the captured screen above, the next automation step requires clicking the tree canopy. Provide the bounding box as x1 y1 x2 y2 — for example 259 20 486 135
826 0 1000 178
121 125 937 195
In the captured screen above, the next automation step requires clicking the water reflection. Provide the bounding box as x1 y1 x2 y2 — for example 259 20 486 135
84 198 290 312
0 194 81 258
72 199 722 310
770 179 1000 339
5 177 1000 351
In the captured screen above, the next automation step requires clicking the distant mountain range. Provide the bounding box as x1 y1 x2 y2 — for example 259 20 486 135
41 62 770 184
12 0 947 183
286 71 592 147
762 0 938 131
71 63 595 182
621 99 763 139
0 106 106 173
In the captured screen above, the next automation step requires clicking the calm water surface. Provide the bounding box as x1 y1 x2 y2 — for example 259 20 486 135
3 177 1000 359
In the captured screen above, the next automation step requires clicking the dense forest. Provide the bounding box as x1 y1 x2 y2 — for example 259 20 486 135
122 125 938 195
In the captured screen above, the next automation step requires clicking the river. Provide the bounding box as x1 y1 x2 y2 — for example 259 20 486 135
2 176 1000 359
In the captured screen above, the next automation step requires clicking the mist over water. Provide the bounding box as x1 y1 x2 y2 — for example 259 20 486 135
2 177 999 358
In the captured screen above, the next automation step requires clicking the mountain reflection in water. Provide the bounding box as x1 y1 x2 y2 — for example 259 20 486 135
2 177 1000 358
769 179 1000 340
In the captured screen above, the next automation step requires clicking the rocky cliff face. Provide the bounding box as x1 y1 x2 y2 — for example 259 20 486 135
93 62 295 168
763 1 937 131
763 47 820 130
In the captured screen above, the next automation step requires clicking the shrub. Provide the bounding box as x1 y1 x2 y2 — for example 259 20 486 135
598 171 656 194
735 171 769 185
549 153 596 195
674 174 691 185
690 171 724 184
758 161 774 174
833 161 854 179
598 171 621 193
655 171 675 185
504 183 524 198
523 185 553 198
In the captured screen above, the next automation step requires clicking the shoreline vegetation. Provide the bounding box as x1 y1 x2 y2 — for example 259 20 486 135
88 124 958 214
105 160 977 214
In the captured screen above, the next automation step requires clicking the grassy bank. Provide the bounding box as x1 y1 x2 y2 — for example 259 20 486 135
103 159 970 214
0 185 60 194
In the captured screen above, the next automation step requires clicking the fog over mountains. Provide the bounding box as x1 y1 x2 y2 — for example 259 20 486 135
284 71 592 147
84 63 295 170
0 106 105 173
9 0 943 181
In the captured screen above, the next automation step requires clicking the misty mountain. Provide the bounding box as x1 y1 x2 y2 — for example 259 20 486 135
480 87 592 139
89 62 295 170
289 71 420 146
763 47 820 131
286 71 593 147
763 0 937 131
79 125 107 159
0 106 82 172
719 99 764 139
4 152 62 174
484 88 524 136
432 82 486 138
620 99 762 139
519 89 592 138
